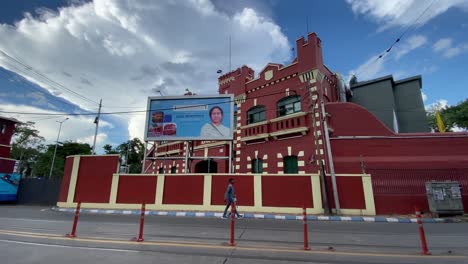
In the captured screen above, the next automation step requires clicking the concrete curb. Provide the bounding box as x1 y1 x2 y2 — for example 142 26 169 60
51 207 458 223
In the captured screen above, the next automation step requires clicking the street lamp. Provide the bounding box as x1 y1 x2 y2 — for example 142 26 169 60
49 118 69 179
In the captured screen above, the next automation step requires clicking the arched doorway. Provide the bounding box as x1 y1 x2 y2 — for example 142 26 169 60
195 159 218 173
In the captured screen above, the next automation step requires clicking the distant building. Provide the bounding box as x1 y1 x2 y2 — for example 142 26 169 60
349 75 429 133
0 116 19 173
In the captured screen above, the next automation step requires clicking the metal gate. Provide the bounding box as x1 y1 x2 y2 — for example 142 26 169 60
368 168 468 214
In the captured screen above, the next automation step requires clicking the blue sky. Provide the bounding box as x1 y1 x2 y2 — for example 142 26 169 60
0 0 467 151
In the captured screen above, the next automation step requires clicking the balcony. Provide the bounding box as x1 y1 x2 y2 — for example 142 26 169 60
269 112 309 139
241 121 269 142
240 112 309 143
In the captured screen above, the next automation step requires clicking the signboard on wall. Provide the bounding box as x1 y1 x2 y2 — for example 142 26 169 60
144 95 234 141
0 173 20 202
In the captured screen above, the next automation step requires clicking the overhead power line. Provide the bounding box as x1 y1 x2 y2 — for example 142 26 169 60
0 89 300 117
0 63 79 108
355 0 438 78
0 87 430 119
0 49 99 106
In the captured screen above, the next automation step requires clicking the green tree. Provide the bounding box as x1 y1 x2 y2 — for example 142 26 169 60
427 99 468 132
443 99 468 130
116 138 145 173
103 144 119 154
10 122 45 177
33 141 92 178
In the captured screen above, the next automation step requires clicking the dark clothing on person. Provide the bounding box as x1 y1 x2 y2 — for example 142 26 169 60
223 182 240 217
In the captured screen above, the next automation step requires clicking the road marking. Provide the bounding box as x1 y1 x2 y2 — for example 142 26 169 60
0 218 67 223
0 229 465 259
0 238 139 253
0 217 136 226
0 229 64 237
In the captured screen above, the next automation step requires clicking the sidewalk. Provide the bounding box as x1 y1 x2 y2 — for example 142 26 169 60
51 207 461 223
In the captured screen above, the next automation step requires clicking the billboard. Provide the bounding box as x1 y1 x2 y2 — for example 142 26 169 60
144 95 234 141
0 173 20 202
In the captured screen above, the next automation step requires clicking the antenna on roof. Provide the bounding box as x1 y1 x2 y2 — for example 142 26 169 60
229 35 232 72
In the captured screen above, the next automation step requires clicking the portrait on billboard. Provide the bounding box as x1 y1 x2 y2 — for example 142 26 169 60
200 106 230 137
145 95 233 141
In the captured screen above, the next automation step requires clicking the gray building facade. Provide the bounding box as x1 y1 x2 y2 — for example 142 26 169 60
349 75 429 133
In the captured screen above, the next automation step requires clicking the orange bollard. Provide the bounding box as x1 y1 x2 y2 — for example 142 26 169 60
132 203 146 242
303 207 310 250
229 202 236 246
66 201 81 238
415 206 431 255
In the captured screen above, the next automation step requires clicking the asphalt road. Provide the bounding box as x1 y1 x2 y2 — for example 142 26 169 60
0 205 467 264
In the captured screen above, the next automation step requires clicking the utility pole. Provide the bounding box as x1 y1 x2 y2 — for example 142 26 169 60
92 99 102 154
229 35 232 72
306 74 330 215
49 118 69 179
317 72 341 215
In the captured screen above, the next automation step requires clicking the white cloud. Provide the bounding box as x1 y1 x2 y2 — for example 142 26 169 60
422 65 438 74
444 44 468 58
425 99 448 111
433 38 468 58
27 92 49 107
346 0 468 30
128 114 146 140
76 132 109 152
349 34 427 81
0 0 290 143
348 54 386 81
433 38 452 52
395 35 427 59
1 103 112 149
421 91 427 102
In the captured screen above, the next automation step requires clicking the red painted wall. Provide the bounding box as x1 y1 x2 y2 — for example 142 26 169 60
0 159 15 174
262 176 313 207
332 137 468 174
58 156 74 202
117 175 157 204
370 168 468 214
237 136 319 174
327 102 394 137
0 118 16 174
325 176 366 209
0 146 10 159
162 175 204 204
73 155 119 203
211 175 254 206
0 119 15 146
328 102 468 213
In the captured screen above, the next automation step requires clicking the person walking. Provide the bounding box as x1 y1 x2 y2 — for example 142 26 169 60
222 178 242 218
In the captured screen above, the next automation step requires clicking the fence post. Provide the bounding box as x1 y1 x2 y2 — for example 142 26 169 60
132 203 146 242
415 206 431 255
229 202 236 246
303 207 310 250
66 201 81 238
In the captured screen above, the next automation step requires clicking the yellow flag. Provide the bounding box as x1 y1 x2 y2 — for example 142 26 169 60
436 111 446 133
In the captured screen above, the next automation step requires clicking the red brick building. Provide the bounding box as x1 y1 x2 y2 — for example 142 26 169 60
140 32 468 214
57 33 467 215
0 116 19 173
144 33 338 175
